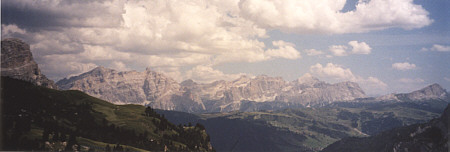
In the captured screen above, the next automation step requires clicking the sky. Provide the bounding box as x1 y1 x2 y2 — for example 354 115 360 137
1 0 449 96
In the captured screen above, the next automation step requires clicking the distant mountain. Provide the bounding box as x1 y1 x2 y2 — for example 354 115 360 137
2 76 213 151
397 83 449 101
157 99 448 152
373 83 450 102
56 66 205 112
155 84 450 151
57 67 366 112
322 103 449 152
183 73 366 112
1 38 57 89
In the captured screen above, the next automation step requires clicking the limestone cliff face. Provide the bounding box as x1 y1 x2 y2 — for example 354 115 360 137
58 67 367 112
1 38 57 89
183 74 366 111
56 67 205 112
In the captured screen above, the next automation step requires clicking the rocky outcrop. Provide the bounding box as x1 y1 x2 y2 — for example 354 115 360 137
58 67 366 112
1 38 57 89
57 67 205 112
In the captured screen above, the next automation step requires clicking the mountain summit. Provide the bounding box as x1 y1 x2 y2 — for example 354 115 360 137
56 66 205 112
377 83 450 102
1 38 57 89
57 69 366 112
405 83 448 101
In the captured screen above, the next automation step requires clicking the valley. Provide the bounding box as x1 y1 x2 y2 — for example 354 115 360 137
157 99 448 151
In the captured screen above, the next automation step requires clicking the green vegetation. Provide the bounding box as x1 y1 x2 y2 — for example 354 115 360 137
158 99 447 151
1 77 214 151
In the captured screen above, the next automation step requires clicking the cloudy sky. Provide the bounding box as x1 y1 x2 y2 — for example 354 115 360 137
2 0 449 96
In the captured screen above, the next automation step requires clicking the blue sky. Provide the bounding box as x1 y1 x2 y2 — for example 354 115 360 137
2 0 449 96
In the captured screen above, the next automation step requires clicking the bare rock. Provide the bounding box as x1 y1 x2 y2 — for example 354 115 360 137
1 38 57 89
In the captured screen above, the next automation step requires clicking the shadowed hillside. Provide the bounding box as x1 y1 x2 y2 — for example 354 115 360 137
1 77 213 151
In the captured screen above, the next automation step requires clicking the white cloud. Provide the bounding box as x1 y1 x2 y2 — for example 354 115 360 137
304 49 324 56
1 0 270 81
239 0 432 34
399 78 425 83
110 61 129 71
392 62 416 71
185 65 245 83
309 63 387 95
348 41 371 54
328 40 372 56
153 67 184 82
445 77 450 82
1 24 26 35
329 45 348 56
310 63 355 80
421 44 450 52
0 0 431 83
265 40 301 60
39 60 98 80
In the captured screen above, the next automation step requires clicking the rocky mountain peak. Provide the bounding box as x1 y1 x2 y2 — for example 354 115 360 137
407 83 448 101
181 79 196 86
1 38 57 89
88 66 114 75
57 66 368 112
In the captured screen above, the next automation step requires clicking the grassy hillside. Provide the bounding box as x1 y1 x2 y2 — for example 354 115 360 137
1 76 214 151
322 103 449 152
157 100 447 151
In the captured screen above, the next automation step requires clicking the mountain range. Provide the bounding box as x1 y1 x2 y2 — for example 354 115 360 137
156 84 450 151
56 66 367 113
4 38 447 114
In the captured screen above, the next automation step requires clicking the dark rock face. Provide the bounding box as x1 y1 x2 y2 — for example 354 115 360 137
1 38 57 89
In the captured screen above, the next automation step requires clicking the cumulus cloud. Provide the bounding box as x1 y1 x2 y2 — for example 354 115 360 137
328 41 372 56
185 65 245 83
239 0 432 34
392 62 416 71
1 24 26 35
329 45 348 56
304 49 324 56
445 77 450 82
1 0 270 80
399 78 425 83
421 44 450 52
309 63 387 95
265 40 301 60
310 63 355 80
348 41 371 54
0 0 431 82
